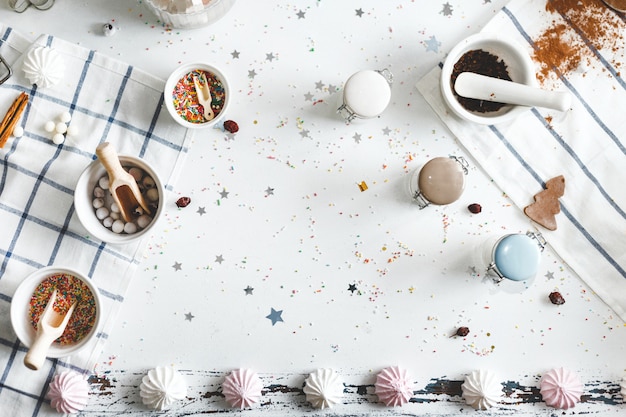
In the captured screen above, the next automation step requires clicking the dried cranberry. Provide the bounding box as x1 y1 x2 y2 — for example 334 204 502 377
176 196 191 208
224 120 239 133
468 203 482 214
452 326 470 337
549 291 565 305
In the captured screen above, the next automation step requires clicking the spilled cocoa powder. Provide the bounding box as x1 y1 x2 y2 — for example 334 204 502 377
533 0 624 84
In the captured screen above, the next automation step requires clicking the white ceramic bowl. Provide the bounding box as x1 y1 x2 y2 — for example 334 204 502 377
441 33 536 125
10 266 102 359
164 62 230 129
74 155 164 244
143 0 236 29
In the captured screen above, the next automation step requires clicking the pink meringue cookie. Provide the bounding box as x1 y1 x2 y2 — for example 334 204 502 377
46 370 90 414
374 366 414 407
540 367 583 409
222 368 263 409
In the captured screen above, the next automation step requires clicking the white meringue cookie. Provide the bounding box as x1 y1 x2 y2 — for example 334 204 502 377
303 368 344 409
139 366 187 411
461 369 502 410
22 46 65 88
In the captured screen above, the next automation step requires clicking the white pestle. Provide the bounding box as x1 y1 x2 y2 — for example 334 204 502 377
454 72 572 112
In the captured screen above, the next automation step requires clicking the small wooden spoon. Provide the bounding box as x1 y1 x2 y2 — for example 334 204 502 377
24 290 76 370
96 142 150 223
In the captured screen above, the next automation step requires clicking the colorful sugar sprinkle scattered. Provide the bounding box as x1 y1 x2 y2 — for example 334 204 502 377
29 273 97 345
172 69 226 124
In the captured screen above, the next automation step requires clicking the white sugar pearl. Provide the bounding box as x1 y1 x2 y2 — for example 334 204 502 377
110 211 120 220
146 188 159 202
95 207 109 220
60 111 72 123
137 214 151 229
111 219 125 234
124 222 137 234
44 120 56 132
102 217 114 228
52 133 65 145
66 124 79 137
110 202 120 213
128 167 143 182
98 176 109 189
93 198 104 209
12 126 24 138
93 186 105 198
55 122 67 134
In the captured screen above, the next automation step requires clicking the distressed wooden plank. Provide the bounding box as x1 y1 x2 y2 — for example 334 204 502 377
84 370 626 415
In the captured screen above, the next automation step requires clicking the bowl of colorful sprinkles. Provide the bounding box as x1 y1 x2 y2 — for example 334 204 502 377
164 62 230 129
10 266 101 359
74 153 165 244
440 32 536 125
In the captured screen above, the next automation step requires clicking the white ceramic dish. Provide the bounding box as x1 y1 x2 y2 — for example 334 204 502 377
164 62 230 129
440 33 536 125
143 0 236 29
10 266 101 359
74 154 164 244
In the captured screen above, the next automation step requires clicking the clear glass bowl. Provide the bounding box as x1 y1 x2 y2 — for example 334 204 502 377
143 0 236 29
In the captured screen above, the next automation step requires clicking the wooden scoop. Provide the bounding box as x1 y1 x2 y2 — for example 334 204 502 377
95 142 150 222
24 290 76 370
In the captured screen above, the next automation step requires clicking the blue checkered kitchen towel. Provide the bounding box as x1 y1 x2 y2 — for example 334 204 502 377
0 25 193 415
418 1 626 320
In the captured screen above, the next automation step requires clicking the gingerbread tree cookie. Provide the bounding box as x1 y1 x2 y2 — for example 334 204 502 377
524 175 565 231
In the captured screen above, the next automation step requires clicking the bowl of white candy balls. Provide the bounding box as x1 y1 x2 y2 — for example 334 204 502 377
74 148 164 244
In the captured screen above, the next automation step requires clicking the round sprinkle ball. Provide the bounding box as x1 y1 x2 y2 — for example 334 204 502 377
56 122 67 134
60 111 72 123
52 133 65 145
66 124 79 137
44 120 56 132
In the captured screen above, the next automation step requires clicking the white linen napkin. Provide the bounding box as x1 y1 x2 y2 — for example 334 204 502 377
0 25 193 415
417 0 626 321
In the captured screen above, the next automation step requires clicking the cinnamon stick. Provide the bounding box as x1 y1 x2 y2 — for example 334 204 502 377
0 92 28 148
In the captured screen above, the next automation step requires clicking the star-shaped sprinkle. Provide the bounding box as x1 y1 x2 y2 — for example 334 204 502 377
425 35 441 53
296 10 306 19
265 186 275 196
231 50 240 59
197 206 206 215
185 312 195 321
304 92 314 101
215 254 225 264
172 261 182 271
315 80 325 90
266 52 275 62
244 286 254 295
467 265 477 275
328 84 338 92
348 284 357 293
545 271 555 280
353 132 362 143
219 188 229 198
355 8 364 17
382 126 391 135
248 69 257 79
266 308 284 325
299 129 310 138
441 2 453 16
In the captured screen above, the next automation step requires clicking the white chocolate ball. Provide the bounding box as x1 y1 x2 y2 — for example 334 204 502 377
110 202 120 213
66 124 79 137
137 214 152 229
111 220 125 234
95 207 109 220
52 133 65 145
44 120 56 132
98 176 109 190
60 111 72 123
92 198 104 209
124 222 138 234
102 217 114 228
93 186 105 198
128 167 143 182
55 122 67 134
12 126 24 138
146 188 159 202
